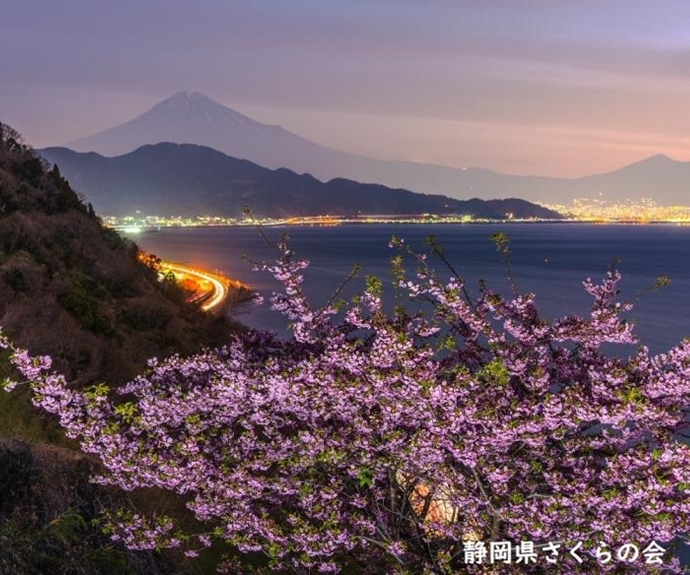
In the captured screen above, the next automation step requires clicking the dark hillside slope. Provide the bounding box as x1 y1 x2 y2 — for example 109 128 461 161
0 124 237 573
0 126 234 386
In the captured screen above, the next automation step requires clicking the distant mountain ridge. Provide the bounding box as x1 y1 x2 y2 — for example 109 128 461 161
39 143 562 220
65 91 690 205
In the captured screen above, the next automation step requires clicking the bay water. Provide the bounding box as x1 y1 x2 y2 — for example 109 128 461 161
131 222 690 355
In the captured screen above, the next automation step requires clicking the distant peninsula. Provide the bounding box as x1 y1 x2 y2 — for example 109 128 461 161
39 143 562 220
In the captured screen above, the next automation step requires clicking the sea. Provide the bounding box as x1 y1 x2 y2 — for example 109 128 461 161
130 222 690 355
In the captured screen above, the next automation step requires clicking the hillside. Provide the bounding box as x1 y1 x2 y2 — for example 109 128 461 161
39 143 563 219
0 124 238 573
1 135 240 385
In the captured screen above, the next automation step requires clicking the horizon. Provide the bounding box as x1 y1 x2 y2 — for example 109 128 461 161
4 2 690 178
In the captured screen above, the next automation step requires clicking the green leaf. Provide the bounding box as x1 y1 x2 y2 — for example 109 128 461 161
356 468 373 489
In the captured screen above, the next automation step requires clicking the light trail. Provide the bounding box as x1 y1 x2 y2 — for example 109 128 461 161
160 262 230 312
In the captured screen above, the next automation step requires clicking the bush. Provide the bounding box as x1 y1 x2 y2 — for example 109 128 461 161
4 268 30 293
58 280 113 336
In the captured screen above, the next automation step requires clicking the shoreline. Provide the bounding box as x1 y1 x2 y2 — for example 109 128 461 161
117 218 690 233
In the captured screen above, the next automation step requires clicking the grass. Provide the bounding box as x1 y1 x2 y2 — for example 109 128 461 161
0 361 69 446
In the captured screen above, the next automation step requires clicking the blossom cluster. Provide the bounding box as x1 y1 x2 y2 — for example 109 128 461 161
2 237 688 573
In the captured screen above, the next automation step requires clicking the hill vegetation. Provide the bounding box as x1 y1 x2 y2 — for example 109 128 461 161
1 126 235 385
0 123 238 573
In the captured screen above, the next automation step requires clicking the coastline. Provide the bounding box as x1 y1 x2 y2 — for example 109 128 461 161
116 218 690 234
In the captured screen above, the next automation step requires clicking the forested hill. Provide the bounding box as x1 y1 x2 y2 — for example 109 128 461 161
0 125 235 385
0 124 241 572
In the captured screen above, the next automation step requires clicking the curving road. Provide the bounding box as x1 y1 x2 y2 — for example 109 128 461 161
160 262 229 312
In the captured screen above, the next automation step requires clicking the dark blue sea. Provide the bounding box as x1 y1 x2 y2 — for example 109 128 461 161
131 223 690 355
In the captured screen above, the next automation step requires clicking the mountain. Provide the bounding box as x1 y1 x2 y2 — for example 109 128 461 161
39 143 563 219
67 91 552 201
568 154 690 204
64 91 690 206
69 91 327 166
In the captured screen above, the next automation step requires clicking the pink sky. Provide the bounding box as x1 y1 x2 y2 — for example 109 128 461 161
3 0 690 177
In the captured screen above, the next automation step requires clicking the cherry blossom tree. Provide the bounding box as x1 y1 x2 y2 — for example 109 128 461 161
2 237 688 573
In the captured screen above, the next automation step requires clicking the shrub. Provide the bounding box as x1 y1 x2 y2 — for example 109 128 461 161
58 279 113 336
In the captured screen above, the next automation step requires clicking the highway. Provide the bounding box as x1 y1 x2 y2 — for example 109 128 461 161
160 262 230 312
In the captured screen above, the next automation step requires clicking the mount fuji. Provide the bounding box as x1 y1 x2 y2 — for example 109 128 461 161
69 91 345 174
66 91 538 201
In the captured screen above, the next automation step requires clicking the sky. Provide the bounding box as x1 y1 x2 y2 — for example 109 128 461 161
3 0 690 177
